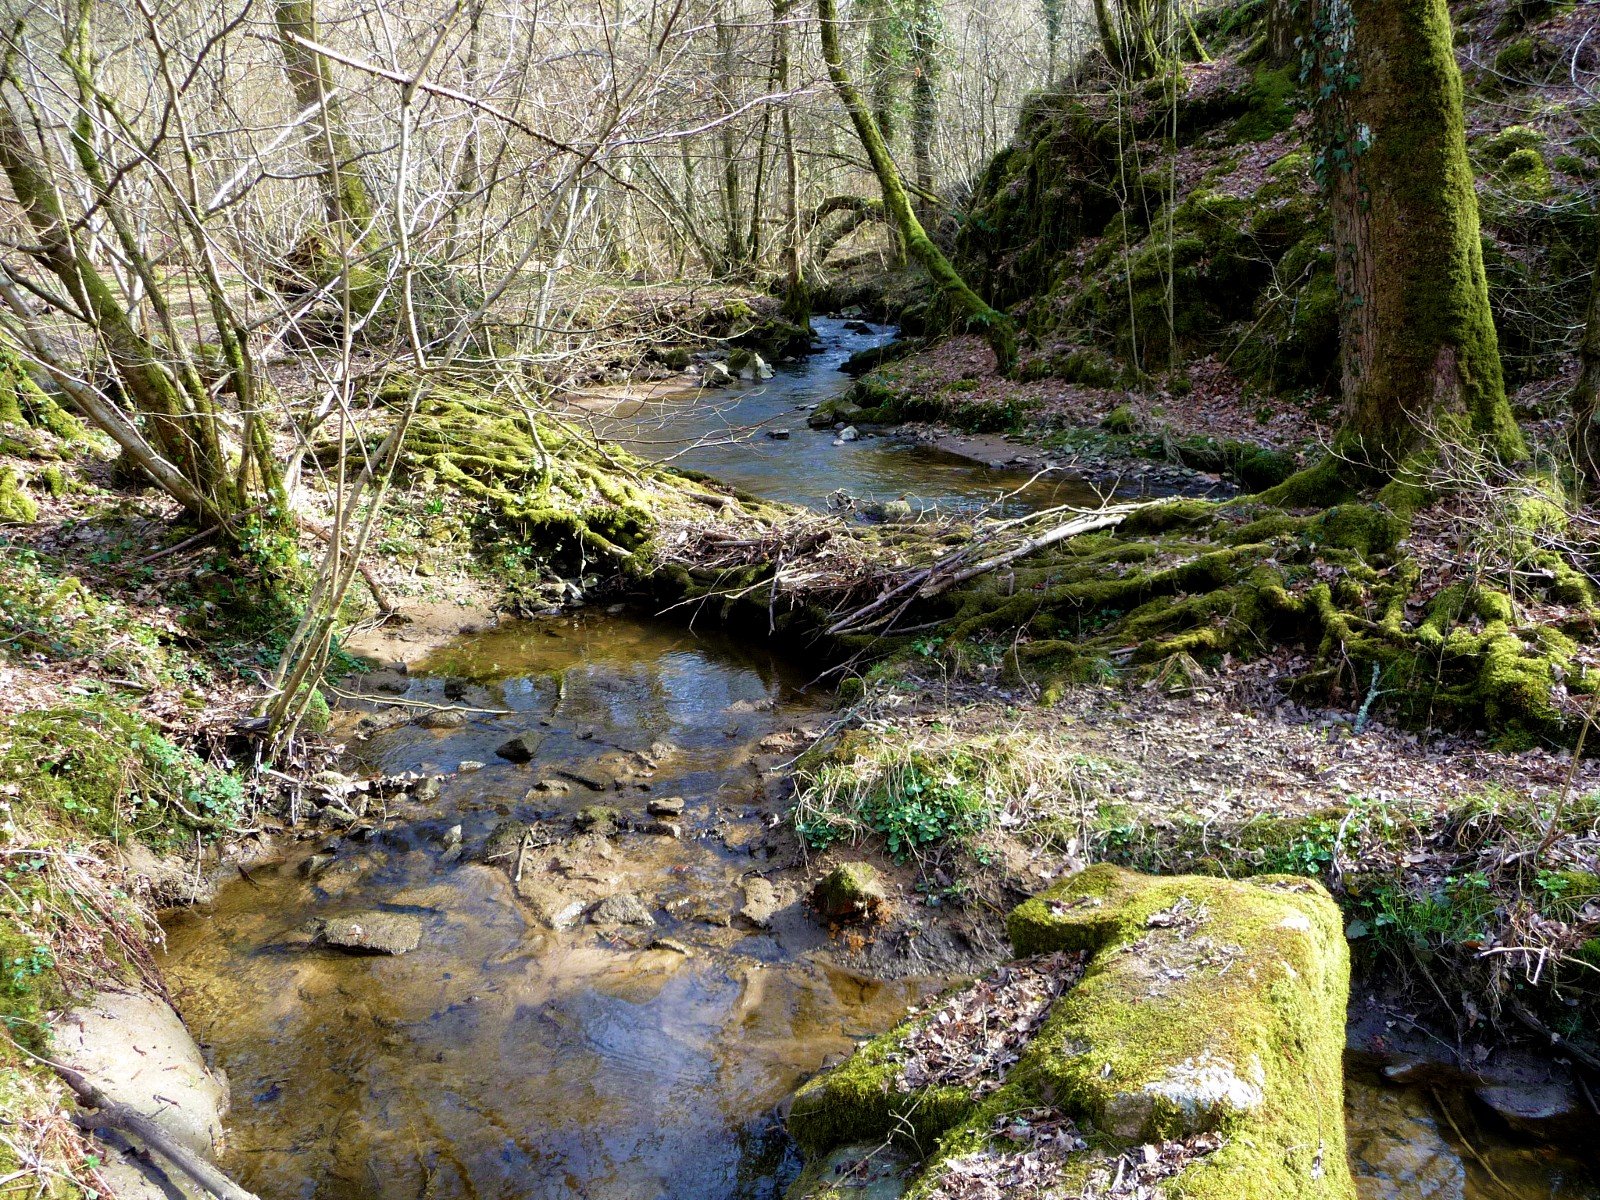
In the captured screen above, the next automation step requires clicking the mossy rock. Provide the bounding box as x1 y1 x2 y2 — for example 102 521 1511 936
791 865 1352 1199
811 862 889 924
0 468 38 523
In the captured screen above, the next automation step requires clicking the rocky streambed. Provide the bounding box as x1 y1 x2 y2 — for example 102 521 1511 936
121 321 1600 1199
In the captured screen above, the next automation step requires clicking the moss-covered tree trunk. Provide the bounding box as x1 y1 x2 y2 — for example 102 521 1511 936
0 102 263 532
776 0 810 322
1317 0 1525 472
908 0 939 227
815 0 1015 372
1265 0 1302 63
274 0 378 246
1569 235 1600 492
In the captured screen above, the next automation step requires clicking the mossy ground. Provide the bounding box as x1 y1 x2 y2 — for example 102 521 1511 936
790 685 1600 1062
789 866 1352 1199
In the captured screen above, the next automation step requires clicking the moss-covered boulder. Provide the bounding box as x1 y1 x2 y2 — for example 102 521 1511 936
811 862 889 924
788 865 1352 1199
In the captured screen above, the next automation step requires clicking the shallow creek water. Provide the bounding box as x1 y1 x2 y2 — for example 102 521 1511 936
160 327 1597 1199
583 317 1106 515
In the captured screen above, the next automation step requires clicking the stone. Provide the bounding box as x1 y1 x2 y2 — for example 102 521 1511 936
738 876 783 929
701 361 736 388
559 766 611 791
458 760 485 772
410 776 442 802
843 319 873 334
767 428 791 440
811 862 888 925
647 796 686 817
728 348 774 380
862 499 914 523
495 733 540 763
789 867 1353 1198
638 820 681 838
320 912 423 955
591 892 656 927
574 805 623 835
834 425 859 443
420 708 468 730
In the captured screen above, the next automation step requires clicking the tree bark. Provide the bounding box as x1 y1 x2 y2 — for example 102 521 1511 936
908 0 939 226
274 0 378 245
1570 236 1600 491
1316 0 1524 471
862 0 906 264
714 1 748 271
776 0 809 322
816 0 1015 372
1265 0 1302 64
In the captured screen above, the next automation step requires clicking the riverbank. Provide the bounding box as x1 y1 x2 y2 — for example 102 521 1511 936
2 301 1596 1198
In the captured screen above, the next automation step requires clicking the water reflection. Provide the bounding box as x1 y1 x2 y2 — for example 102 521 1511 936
161 614 943 1200
580 317 1106 516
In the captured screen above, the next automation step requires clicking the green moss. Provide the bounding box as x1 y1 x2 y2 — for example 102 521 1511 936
1498 146 1551 196
1227 64 1300 143
0 700 245 850
0 468 38 523
1479 124 1547 164
788 1029 976 1156
795 867 1352 1198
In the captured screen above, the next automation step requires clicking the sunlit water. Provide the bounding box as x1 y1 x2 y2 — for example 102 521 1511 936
581 317 1108 516
160 324 1598 1200
162 613 944 1199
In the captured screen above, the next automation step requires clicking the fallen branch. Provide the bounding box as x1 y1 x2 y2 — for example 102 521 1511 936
44 1056 260 1200
918 503 1146 599
298 519 401 615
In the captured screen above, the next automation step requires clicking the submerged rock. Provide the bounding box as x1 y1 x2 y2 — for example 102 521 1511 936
495 733 540 762
787 865 1352 1199
419 708 468 730
811 862 888 925
647 796 686 817
591 892 655 927
574 804 623 835
319 912 423 955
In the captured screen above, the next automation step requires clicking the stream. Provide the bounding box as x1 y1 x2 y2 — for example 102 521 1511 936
159 322 1599 1200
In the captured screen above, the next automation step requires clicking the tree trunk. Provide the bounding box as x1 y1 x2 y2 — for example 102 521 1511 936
1265 0 1301 64
1317 0 1524 471
863 0 906 264
274 0 378 245
714 3 748 271
816 0 1015 372
1571 236 1600 491
776 0 809 322
908 0 939 226
1092 0 1125 71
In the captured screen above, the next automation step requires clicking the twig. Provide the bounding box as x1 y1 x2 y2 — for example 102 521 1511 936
36 1053 259 1200
320 682 511 716
918 504 1146 598
1534 688 1600 864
